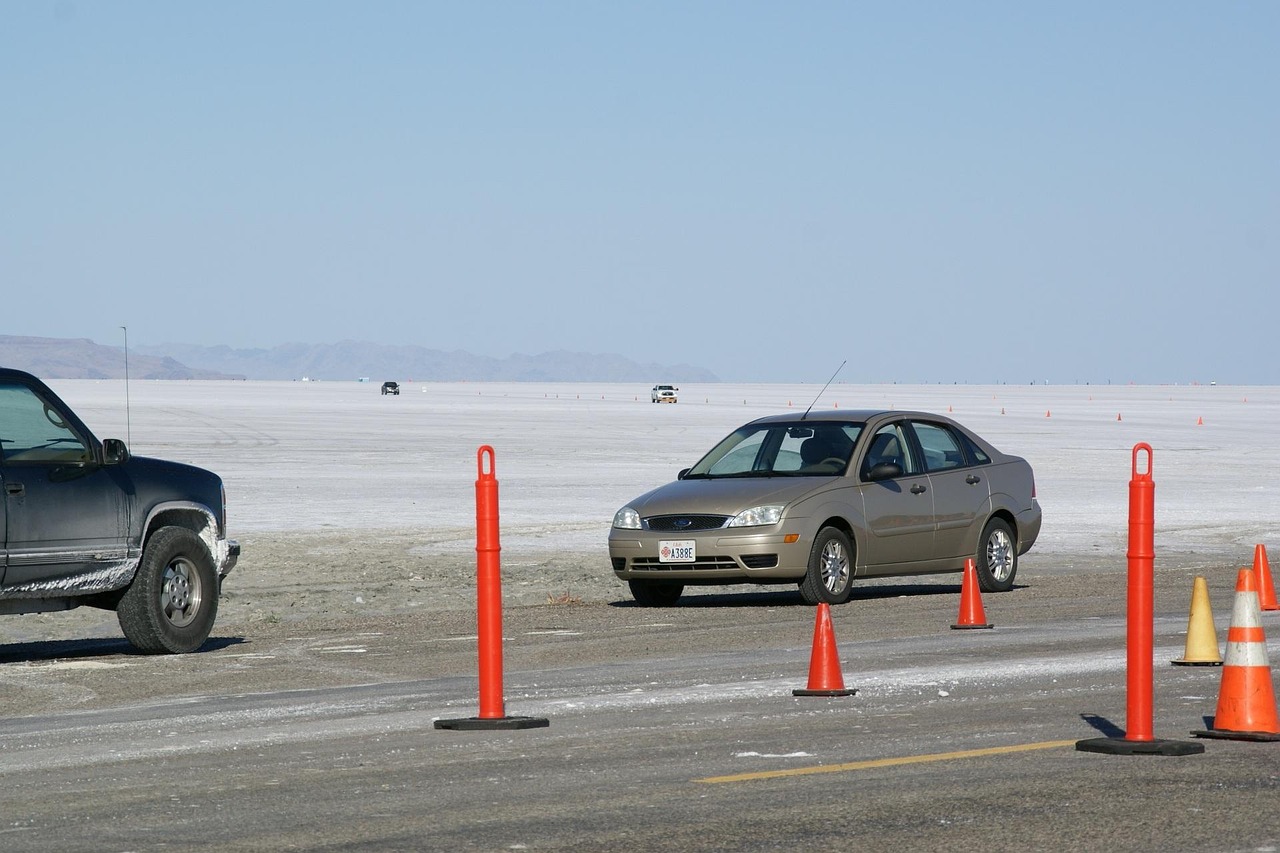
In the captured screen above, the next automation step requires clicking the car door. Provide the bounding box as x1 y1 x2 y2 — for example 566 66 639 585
856 421 936 570
0 380 129 587
907 419 991 559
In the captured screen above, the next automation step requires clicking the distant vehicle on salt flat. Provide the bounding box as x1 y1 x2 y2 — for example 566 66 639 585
381 381 400 395
650 385 678 403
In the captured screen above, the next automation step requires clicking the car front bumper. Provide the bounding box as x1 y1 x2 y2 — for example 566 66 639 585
608 528 808 583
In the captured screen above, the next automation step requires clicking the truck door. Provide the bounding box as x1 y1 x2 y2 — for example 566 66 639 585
0 381 129 587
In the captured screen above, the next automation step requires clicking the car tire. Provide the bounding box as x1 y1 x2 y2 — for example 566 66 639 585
799 527 854 605
975 518 1017 593
628 579 684 606
117 527 219 654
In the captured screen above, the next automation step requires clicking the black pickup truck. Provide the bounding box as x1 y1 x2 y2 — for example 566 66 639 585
0 368 239 653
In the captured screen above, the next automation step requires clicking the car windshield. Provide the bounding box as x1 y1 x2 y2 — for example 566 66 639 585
684 421 864 478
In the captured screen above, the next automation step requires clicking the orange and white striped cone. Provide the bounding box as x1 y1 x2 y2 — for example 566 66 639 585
1192 568 1280 741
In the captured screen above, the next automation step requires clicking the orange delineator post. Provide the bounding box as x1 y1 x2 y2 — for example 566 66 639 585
476 445 504 719
1076 443 1202 755
1126 442 1155 743
434 447 548 731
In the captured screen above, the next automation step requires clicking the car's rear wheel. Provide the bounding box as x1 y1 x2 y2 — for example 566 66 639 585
117 527 219 654
799 527 854 605
975 518 1017 593
628 579 684 606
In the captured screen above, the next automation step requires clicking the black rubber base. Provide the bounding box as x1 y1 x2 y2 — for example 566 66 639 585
434 716 550 731
951 623 994 630
1192 728 1280 742
793 688 858 697
1075 737 1204 756
1171 659 1223 667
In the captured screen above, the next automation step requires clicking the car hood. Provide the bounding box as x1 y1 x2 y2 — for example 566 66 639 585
626 476 829 517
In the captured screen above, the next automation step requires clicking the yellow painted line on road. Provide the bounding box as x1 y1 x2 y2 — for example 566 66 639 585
696 739 1078 784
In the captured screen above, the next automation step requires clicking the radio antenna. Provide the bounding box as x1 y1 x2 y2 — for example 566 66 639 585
121 325 132 445
801 360 846 420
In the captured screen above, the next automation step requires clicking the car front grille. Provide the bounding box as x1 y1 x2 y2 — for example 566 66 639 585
630 556 740 571
644 514 730 532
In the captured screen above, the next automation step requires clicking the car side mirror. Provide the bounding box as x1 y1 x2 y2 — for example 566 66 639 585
866 461 903 481
677 468 691 480
102 438 130 465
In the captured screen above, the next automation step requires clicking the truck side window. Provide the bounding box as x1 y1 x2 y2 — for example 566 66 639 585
0 382 91 464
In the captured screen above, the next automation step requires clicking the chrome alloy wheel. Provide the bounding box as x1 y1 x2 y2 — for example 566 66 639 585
820 536 851 595
161 557 204 628
985 526 1015 583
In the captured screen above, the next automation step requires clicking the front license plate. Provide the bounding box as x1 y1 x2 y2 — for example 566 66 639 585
659 540 696 563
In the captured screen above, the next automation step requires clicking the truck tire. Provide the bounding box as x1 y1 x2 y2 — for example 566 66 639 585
117 527 219 654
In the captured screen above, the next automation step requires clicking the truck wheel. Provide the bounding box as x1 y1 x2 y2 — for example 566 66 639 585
117 527 219 654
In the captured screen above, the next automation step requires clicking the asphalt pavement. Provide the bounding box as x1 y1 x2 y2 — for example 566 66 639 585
1 563 1278 852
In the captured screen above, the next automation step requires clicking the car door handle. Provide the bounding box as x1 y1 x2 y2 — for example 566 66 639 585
911 484 927 494
5 482 24 497
966 474 982 485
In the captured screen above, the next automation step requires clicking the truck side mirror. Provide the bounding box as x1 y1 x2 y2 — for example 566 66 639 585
102 438 130 465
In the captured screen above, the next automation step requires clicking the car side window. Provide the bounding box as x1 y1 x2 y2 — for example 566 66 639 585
959 432 991 464
0 382 92 464
861 423 917 479
911 421 969 472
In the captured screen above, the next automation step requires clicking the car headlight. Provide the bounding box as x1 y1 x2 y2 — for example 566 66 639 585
612 507 642 529
728 505 784 527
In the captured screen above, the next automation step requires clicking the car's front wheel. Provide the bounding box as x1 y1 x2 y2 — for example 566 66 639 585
799 527 854 605
975 518 1017 593
117 527 219 654
628 579 684 606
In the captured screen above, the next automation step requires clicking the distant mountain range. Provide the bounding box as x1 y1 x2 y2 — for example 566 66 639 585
0 335 719 383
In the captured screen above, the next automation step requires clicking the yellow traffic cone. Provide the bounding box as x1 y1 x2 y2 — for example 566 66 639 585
1172 576 1222 666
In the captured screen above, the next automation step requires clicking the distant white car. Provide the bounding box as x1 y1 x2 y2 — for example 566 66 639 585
651 385 678 403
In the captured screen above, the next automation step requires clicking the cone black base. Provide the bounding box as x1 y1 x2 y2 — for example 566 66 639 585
951 623 993 630
793 687 857 697
1191 728 1280 742
1075 736 1204 756
1171 659 1222 667
435 716 550 731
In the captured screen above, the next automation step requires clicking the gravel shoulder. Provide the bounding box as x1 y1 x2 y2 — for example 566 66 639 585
0 529 1253 718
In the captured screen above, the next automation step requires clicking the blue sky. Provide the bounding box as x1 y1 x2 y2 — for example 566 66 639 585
3 2 1276 383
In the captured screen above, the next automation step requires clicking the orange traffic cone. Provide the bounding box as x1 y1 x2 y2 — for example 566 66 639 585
1254 544 1279 612
1171 576 1222 666
952 558 994 629
1193 569 1280 741
793 603 857 697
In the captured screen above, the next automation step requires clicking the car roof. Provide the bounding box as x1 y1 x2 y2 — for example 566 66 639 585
748 409 896 424
745 409 974 430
